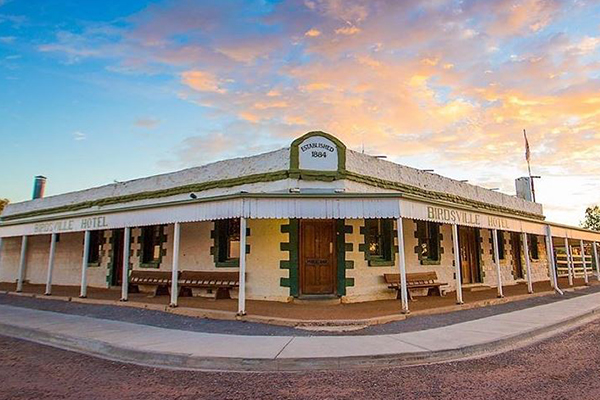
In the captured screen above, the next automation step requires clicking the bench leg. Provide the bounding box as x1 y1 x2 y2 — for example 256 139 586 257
153 285 169 297
395 288 413 301
215 287 231 300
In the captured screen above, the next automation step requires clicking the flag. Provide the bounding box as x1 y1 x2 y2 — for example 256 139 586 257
523 129 530 163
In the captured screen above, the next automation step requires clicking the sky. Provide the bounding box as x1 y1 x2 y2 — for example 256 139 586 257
0 0 599 225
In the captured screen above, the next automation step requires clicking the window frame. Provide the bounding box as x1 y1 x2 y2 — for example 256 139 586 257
364 218 395 267
86 230 103 267
214 218 242 268
416 220 441 265
494 230 506 260
528 235 540 260
140 225 165 268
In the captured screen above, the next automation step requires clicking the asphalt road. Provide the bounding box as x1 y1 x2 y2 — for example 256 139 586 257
3 285 600 336
3 317 600 400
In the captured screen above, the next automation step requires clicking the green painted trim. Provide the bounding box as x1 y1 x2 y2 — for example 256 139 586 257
215 260 239 268
289 131 347 176
344 171 543 221
2 164 546 224
139 225 166 269
279 219 299 297
414 220 442 265
361 219 396 267
336 219 347 296
368 259 395 267
420 259 441 266
2 170 290 222
105 231 114 286
212 220 249 268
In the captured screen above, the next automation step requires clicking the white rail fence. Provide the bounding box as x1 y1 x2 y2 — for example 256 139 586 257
556 250 596 278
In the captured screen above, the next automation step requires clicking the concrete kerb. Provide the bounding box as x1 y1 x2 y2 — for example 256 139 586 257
1 302 599 372
3 285 590 329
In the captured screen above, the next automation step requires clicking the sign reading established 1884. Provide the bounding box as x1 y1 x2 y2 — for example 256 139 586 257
297 135 339 172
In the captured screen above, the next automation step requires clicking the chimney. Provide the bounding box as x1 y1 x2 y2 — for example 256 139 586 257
32 175 47 200
515 177 533 202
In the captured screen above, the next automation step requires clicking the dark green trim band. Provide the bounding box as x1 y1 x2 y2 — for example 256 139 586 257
336 219 348 295
280 219 299 296
344 171 543 221
2 169 545 223
2 170 289 222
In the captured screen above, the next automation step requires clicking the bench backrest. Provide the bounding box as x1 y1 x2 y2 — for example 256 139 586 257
130 270 174 282
179 271 239 283
384 271 438 285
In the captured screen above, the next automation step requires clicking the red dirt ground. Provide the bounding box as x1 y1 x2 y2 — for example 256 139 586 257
2 317 600 399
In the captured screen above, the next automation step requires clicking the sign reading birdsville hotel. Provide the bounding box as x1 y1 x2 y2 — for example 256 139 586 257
399 199 522 232
297 135 339 171
33 216 109 234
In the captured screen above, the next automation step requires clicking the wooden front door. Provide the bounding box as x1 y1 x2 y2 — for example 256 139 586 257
111 229 124 286
458 226 481 284
511 232 523 279
300 220 336 295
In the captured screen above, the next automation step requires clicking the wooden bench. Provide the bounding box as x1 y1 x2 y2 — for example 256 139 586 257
384 271 446 300
178 271 240 300
129 270 175 296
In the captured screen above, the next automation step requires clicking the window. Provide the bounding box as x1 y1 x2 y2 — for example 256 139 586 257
365 219 394 265
528 235 539 260
141 225 164 266
215 218 241 266
492 230 505 259
87 230 103 265
416 221 440 264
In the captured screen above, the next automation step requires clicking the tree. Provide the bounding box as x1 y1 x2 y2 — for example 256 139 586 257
0 198 8 214
582 206 600 231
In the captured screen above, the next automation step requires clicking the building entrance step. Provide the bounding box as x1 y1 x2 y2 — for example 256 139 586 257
463 284 493 292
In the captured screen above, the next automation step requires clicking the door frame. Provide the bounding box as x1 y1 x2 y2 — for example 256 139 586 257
299 219 337 296
510 232 524 279
110 229 125 287
458 226 482 284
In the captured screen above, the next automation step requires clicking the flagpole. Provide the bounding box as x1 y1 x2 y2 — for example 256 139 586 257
524 129 536 202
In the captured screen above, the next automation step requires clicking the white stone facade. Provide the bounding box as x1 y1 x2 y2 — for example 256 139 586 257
0 217 555 303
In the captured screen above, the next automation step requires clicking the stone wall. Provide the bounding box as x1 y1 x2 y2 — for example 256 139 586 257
479 230 551 287
344 219 457 303
0 219 554 302
129 220 289 301
0 231 111 288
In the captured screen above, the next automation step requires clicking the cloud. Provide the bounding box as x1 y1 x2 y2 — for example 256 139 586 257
134 118 160 129
305 28 321 37
0 36 15 44
335 25 361 35
37 0 600 223
181 70 227 93
72 131 86 141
